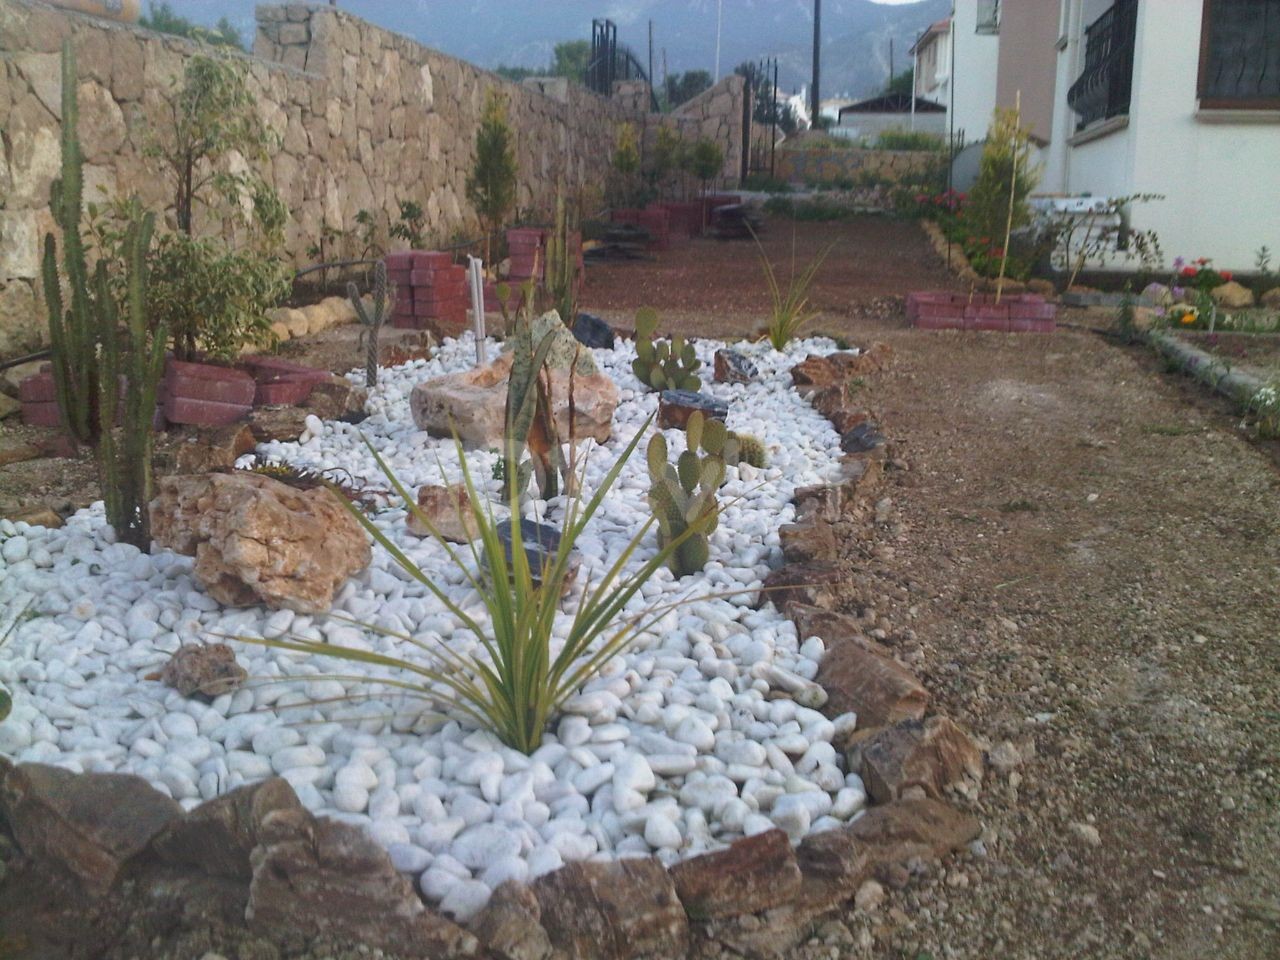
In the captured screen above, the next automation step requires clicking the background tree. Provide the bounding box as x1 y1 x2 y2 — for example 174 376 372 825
551 41 590 80
140 1 243 49
882 68 914 97
686 138 724 203
664 70 713 109
466 89 519 265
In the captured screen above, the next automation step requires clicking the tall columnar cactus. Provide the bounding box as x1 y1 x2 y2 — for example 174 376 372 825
647 411 724 577
632 307 701 392
43 42 97 446
349 260 390 387
42 42 165 549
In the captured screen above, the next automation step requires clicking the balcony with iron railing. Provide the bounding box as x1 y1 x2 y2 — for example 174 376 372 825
1066 0 1139 131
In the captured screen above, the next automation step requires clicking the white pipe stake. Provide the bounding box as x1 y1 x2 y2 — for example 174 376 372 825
467 255 486 365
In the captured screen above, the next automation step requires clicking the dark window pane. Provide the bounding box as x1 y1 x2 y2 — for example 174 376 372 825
1201 0 1280 101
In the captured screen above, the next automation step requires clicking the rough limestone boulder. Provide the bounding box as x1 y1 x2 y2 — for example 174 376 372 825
407 483 478 542
1261 286 1280 310
1211 280 1255 309
410 311 618 446
150 473 371 613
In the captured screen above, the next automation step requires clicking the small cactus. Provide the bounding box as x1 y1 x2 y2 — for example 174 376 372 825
646 411 723 577
350 261 391 388
727 432 767 469
632 307 701 392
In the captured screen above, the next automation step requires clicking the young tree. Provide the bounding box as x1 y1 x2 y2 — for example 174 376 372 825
882 68 914 97
665 70 714 108
551 41 591 81
965 107 1041 244
686 138 724 204
466 89 519 265
611 122 641 207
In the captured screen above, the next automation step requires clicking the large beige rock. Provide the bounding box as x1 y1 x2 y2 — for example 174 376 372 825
1211 280 1255 309
150 472 371 613
1260 286 1280 310
410 352 618 447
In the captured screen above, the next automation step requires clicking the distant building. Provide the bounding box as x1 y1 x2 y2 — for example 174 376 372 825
835 94 946 142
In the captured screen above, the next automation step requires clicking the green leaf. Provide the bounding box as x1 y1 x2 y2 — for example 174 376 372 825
0 687 10 723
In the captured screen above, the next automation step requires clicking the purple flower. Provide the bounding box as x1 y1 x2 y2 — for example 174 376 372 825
1173 256 1186 269
1172 285 1186 299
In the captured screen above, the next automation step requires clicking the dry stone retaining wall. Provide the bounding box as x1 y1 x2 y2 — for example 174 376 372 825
0 0 745 358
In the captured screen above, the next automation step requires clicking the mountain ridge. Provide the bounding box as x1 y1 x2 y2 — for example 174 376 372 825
179 0 950 100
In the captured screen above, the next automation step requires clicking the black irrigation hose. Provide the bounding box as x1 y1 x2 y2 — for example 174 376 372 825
294 237 486 281
0 349 51 371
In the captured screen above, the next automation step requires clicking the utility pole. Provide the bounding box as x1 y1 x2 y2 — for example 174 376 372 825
714 0 723 81
889 38 894 87
811 0 821 124
648 20 654 103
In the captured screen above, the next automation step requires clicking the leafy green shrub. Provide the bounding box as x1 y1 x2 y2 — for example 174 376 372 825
632 307 701 391
466 89 518 264
242 422 718 754
874 129 946 151
647 411 724 577
390 200 427 249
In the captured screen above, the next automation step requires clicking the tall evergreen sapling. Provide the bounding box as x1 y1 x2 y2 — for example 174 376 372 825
466 90 518 266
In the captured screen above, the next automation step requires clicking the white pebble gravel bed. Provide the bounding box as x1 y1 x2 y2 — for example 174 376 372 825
0 333 867 922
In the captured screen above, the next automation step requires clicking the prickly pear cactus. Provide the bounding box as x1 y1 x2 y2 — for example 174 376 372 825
646 411 724 577
632 307 701 392
349 261 391 388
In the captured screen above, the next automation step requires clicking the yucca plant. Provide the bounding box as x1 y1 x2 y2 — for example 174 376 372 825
753 228 831 350
235 413 721 754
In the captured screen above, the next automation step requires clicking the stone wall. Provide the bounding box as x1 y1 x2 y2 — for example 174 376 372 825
0 0 745 358
775 147 939 188
669 75 746 183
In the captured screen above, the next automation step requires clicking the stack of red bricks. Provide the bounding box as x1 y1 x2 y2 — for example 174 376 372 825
906 291 1057 333
385 251 469 337
658 201 703 238
610 206 674 249
506 228 545 284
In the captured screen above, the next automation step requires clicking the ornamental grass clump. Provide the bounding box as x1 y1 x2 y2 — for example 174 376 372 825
753 229 831 350
238 400 720 755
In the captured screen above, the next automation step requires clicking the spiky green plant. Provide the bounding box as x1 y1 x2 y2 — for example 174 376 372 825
350 260 391 387
632 307 702 392
647 411 724 577
43 43 165 549
544 193 578 326
754 228 831 350
234 413 721 754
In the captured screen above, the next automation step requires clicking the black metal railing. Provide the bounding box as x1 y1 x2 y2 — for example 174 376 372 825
586 19 660 111
1066 0 1138 130
1199 0 1280 105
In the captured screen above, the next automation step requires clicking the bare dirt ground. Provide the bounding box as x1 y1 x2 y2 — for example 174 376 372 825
590 218 1280 959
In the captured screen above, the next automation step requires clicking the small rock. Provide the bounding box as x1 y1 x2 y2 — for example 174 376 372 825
151 644 247 699
407 484 478 542
573 312 615 349
657 390 728 430
854 879 885 911
1069 822 1102 847
713 349 758 384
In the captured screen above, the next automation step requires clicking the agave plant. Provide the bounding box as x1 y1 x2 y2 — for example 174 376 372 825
234 411 721 754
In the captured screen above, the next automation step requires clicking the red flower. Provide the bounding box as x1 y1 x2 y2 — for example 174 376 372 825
1180 266 1198 278
1196 257 1209 265
1220 270 1233 282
